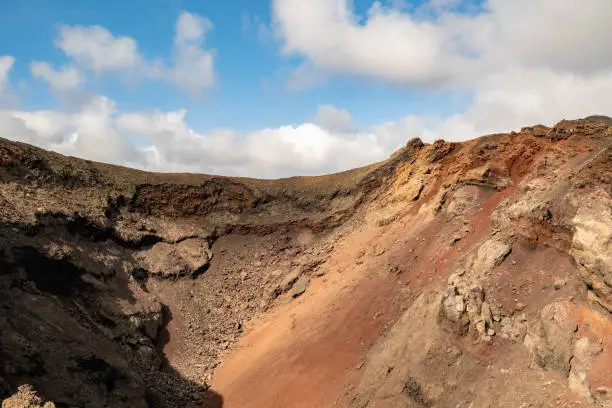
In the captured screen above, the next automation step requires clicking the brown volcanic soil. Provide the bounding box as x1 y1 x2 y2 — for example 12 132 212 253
1 116 612 408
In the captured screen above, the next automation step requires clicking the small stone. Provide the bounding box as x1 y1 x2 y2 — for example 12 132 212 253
515 302 527 312
553 279 566 290
388 264 403 275
487 329 495 336
481 302 493 326
454 296 465 312
511 260 517 265
450 235 463 246
291 277 309 298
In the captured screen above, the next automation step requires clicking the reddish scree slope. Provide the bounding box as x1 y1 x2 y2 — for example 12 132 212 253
0 116 611 408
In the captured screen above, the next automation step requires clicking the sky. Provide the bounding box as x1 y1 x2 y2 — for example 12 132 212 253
0 0 611 178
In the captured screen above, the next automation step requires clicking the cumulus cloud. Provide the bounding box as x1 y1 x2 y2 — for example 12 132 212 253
3 68 611 179
0 99 392 178
170 11 216 95
376 68 612 144
55 25 141 73
274 0 451 85
0 56 15 95
115 108 385 177
4 96 144 167
30 62 84 93
272 0 612 86
313 105 353 133
52 11 216 95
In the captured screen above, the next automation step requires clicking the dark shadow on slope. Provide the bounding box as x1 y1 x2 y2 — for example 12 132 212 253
0 224 224 408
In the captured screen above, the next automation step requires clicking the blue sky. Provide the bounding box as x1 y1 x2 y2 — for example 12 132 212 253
0 0 610 177
0 0 467 131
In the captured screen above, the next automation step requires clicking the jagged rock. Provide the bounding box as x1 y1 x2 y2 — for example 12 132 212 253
481 302 494 328
2 385 55 408
464 238 512 279
281 268 302 292
440 273 495 340
524 303 577 375
499 313 528 342
521 125 551 137
568 337 604 404
136 238 212 278
553 279 567 290
136 345 162 372
125 303 164 340
291 277 309 298
570 198 612 312
444 186 479 218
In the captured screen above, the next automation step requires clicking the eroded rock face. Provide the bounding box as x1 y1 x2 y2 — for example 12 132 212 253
439 237 511 341
463 238 512 279
440 272 503 341
136 238 213 278
1 117 612 408
571 195 612 312
569 337 604 404
524 303 577 375
1 385 55 408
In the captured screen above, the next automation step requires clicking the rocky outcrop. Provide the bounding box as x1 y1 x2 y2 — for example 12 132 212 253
570 194 612 312
135 238 213 278
440 273 498 340
569 337 604 404
439 237 511 341
1 385 55 408
524 303 577 374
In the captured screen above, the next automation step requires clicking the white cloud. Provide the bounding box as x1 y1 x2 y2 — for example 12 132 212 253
52 11 216 95
170 11 216 95
3 68 611 179
55 25 141 73
286 61 329 91
0 56 15 95
30 62 84 92
313 104 353 133
175 11 211 45
1 98 389 178
5 96 143 166
274 0 451 85
447 68 612 137
272 0 612 86
241 13 277 44
115 108 385 177
377 68 612 144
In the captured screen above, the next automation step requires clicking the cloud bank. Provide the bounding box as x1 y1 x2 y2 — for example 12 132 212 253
1 2 611 178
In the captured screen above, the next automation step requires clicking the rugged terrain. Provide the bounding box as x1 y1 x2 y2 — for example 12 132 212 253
0 116 611 408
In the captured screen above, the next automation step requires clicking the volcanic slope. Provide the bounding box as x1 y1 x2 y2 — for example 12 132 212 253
0 116 611 408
